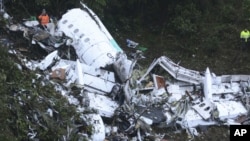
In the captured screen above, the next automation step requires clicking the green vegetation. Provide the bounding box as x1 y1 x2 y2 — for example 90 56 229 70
1 0 250 140
0 47 84 140
101 0 250 74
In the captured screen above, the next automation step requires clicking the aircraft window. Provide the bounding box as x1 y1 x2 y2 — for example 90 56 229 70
84 38 90 42
177 117 182 121
74 29 79 33
62 20 68 24
79 34 84 38
94 120 100 124
68 24 73 28
204 107 210 111
199 103 205 107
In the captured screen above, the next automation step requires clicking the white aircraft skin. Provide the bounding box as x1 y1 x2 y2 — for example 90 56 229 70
203 67 213 101
57 3 132 83
76 59 85 86
3 2 250 141
57 5 123 68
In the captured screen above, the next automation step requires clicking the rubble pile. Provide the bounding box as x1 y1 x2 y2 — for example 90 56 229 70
1 2 250 141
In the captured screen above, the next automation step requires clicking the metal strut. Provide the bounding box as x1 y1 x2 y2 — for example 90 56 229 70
0 0 4 12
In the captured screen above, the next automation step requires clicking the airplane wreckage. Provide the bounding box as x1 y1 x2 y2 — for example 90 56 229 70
1 2 250 141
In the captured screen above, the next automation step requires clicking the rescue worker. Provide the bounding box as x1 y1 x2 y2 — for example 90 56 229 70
240 28 250 50
38 9 50 29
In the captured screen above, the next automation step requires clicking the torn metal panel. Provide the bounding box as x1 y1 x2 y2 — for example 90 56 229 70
86 92 119 117
32 29 50 41
138 56 203 85
179 109 217 128
51 59 117 94
136 58 250 132
23 21 39 27
2 2 250 141
135 106 166 124
219 75 250 82
214 101 248 120
166 83 197 102
76 59 85 86
113 52 134 82
52 59 116 83
192 100 213 120
38 50 60 70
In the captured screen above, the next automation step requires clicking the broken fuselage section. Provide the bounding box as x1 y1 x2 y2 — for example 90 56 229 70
2 2 250 140
136 56 250 129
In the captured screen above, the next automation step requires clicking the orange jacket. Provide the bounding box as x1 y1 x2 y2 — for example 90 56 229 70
38 14 49 25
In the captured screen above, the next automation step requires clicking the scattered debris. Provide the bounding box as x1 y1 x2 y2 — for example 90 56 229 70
1 2 249 141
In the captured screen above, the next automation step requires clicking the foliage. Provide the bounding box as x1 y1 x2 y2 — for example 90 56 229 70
168 3 201 36
0 47 82 140
81 0 107 18
242 0 250 19
35 0 50 6
4 0 80 19
2 0 250 140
